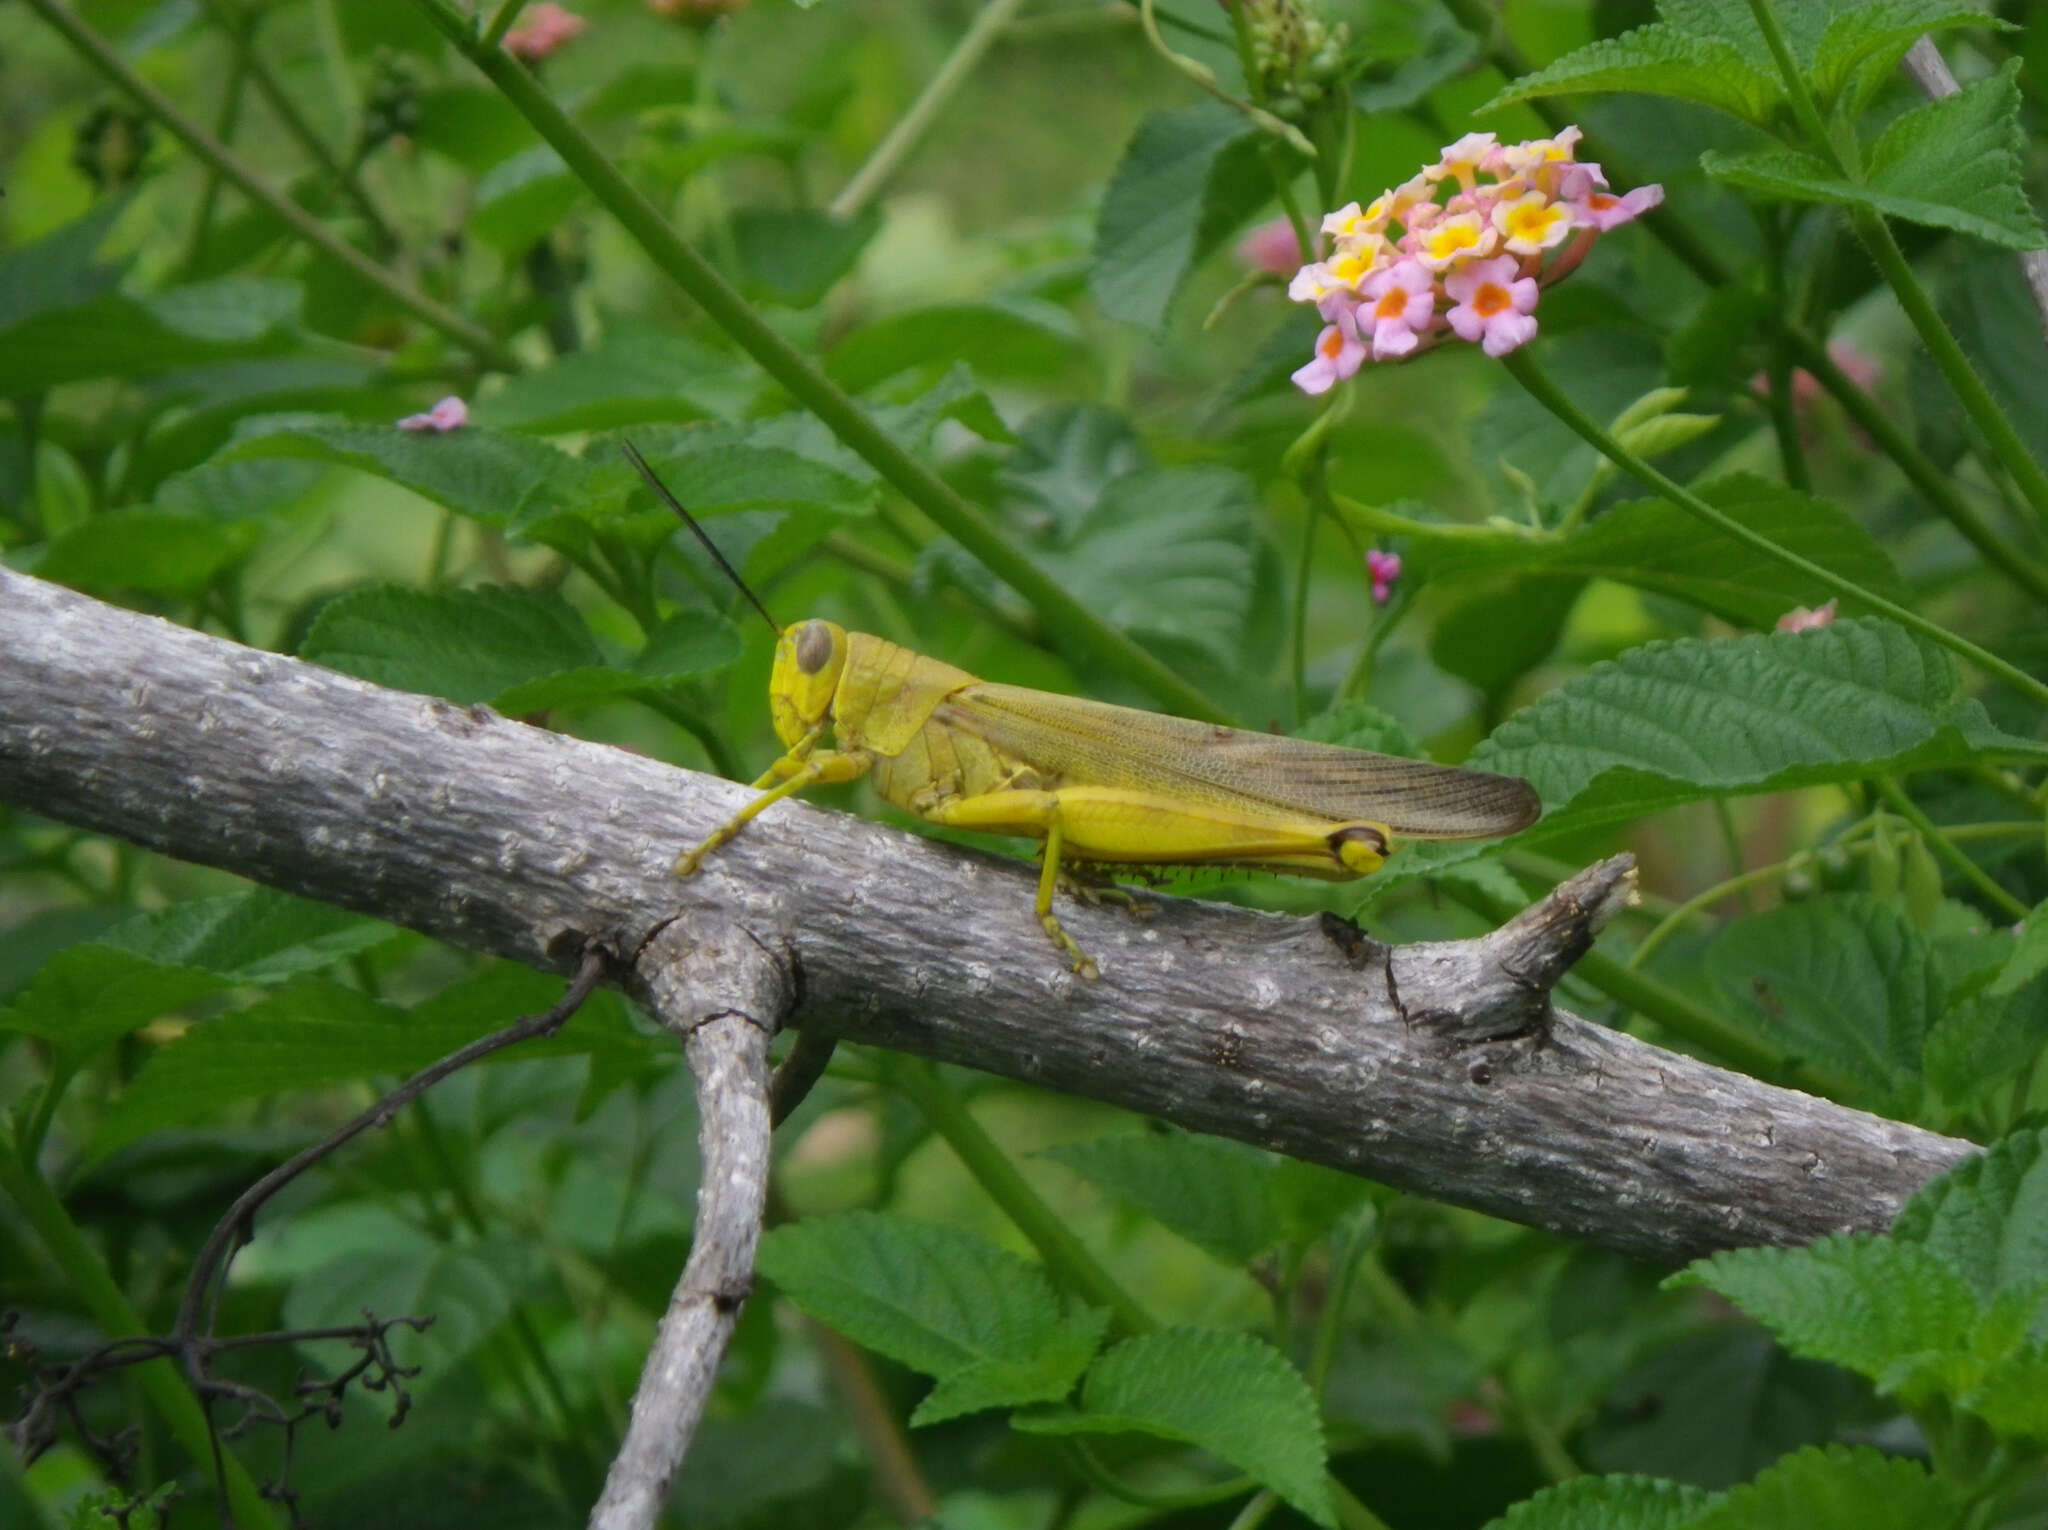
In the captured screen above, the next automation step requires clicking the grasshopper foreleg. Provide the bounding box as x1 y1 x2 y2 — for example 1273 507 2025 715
677 744 872 877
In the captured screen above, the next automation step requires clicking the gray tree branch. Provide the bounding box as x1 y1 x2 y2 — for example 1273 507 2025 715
0 568 1977 1268
591 916 785 1530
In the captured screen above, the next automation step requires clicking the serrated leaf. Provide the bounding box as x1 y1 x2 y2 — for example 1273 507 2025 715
1585 1329 1866 1490
1411 476 1908 631
1465 620 2048 849
470 146 584 251
1680 1444 1962 1530
1486 16 1781 125
1704 897 1938 1112
98 889 399 983
1042 1133 1282 1265
1488 0 2001 124
1923 987 2048 1112
300 583 604 707
0 947 224 1068
1703 66 2041 249
1890 1126 2048 1308
730 207 879 307
1323 1328 1482 1463
998 404 1150 539
756 1212 1105 1424
91 980 407 1152
1480 1473 1715 1530
283 1235 540 1378
1810 3 2006 113
1047 466 1260 674
470 331 760 432
1296 703 1422 758
672 1400 845 1530
1017 1328 1334 1527
223 417 594 534
1092 106 1267 330
1676 1235 1978 1401
1965 1345 2048 1437
35 511 266 597
0 272 300 392
1992 902 2048 997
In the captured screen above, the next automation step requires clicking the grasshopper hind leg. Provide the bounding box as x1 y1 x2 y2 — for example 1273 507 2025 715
1034 814 1099 981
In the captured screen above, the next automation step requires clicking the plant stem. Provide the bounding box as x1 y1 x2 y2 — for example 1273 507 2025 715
1783 329 2048 609
828 0 1030 221
201 0 401 253
887 1058 1157 1336
22 0 514 372
408 0 1232 725
1740 0 2048 528
1503 348 2048 712
0 1140 285 1530
1875 778 2031 921
1849 207 2048 531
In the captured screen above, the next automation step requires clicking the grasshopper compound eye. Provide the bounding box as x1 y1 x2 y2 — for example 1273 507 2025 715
794 621 835 675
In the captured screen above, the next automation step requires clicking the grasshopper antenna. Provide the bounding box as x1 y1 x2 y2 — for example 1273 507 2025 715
619 437 780 635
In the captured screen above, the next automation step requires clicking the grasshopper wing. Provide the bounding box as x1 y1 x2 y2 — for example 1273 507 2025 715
941 685 1540 840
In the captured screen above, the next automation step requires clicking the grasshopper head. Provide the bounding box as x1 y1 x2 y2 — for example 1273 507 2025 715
769 619 848 748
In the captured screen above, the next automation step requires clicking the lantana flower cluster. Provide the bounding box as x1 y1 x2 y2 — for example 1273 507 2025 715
1287 129 1662 394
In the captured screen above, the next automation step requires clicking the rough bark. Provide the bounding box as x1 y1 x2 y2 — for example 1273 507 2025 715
591 917 784 1530
0 569 1977 1265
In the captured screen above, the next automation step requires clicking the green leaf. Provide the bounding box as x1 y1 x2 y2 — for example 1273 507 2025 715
300 583 605 707
1810 3 2006 113
730 207 879 307
1041 1133 1282 1265
1485 10 1782 125
1675 1235 1979 1401
1047 466 1261 675
1322 1328 1483 1463
92 980 407 1152
223 417 594 535
1992 902 2048 996
1585 1329 1866 1490
1409 477 1907 632
1679 1444 1963 1530
33 510 266 597
1889 1126 2048 1307
1488 0 2001 125
0 946 224 1069
283 1233 541 1379
1703 66 2042 249
1966 1345 2048 1437
1479 1474 1714 1530
1432 577 1585 699
470 331 761 432
1704 897 1939 1112
1922 987 2048 1114
1091 106 1266 330
999 404 1150 539
0 273 301 392
1017 1328 1335 1528
1468 620 2048 847
1296 703 1423 759
470 146 585 251
755 1212 1106 1426
826 299 1082 393
98 889 399 984
672 1400 846 1530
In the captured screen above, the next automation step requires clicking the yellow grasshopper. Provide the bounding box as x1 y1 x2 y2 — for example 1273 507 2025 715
623 444 1540 978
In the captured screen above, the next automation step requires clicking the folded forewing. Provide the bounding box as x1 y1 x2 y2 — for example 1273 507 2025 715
939 684 1541 839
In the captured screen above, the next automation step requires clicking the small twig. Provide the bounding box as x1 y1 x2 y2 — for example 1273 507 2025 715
768 1027 839 1127
174 944 613 1346
591 917 789 1530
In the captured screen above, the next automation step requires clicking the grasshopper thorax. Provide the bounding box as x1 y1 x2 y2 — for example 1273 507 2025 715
769 618 849 748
